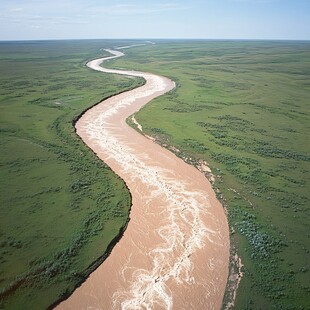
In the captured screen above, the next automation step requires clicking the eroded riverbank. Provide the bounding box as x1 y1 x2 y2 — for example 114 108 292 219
56 49 229 309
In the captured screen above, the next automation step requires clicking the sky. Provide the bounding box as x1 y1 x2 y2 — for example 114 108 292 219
0 0 309 41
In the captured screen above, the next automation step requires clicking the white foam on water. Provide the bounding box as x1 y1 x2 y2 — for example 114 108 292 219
82 50 223 309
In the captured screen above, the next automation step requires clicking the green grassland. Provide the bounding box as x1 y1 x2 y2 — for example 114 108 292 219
0 40 145 309
109 41 310 309
1 40 309 309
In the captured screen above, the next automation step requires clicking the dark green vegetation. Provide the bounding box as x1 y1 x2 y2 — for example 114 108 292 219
1 40 309 310
0 40 145 309
110 41 310 309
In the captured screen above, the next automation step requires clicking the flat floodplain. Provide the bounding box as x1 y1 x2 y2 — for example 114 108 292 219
1 40 309 309
109 40 310 309
0 40 145 309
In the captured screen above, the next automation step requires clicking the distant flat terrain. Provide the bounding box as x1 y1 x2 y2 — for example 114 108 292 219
0 40 144 309
111 40 310 309
0 40 309 309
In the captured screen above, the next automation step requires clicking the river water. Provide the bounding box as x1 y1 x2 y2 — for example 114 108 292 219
56 49 229 310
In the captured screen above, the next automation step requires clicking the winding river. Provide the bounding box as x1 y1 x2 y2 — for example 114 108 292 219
56 48 229 310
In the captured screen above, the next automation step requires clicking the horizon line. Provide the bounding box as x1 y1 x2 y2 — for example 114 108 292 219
0 38 309 43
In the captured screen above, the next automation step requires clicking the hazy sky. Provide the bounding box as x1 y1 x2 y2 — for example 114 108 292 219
0 0 309 40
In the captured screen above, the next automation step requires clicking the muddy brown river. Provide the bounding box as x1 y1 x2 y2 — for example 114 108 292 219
56 49 229 310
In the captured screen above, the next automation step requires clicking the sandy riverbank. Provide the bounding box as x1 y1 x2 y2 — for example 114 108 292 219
56 49 229 309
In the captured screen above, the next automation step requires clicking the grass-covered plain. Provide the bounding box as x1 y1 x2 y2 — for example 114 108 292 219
110 41 310 309
1 39 309 309
0 40 145 309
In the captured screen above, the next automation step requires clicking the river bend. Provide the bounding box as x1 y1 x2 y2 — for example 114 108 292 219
56 48 229 310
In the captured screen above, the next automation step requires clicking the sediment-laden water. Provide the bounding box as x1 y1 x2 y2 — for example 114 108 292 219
56 49 229 310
